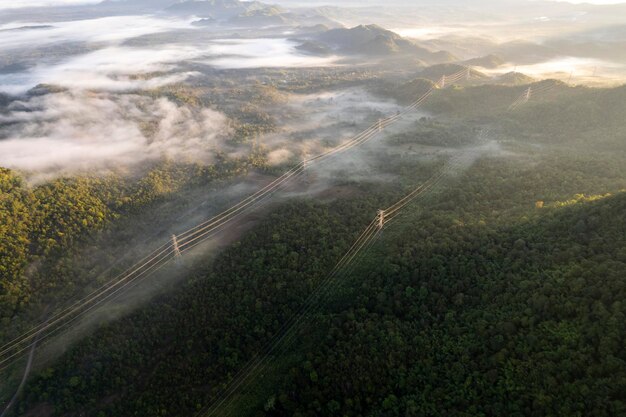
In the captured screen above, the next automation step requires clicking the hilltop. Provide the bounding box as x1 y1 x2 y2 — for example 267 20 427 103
419 63 488 81
462 54 506 69
165 0 265 18
496 71 536 85
312 25 455 62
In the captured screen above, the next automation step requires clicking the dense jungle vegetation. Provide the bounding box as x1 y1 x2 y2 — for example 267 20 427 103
1 81 625 417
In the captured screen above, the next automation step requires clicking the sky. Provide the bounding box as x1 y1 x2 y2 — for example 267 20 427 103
0 0 99 8
0 0 625 10
548 0 626 3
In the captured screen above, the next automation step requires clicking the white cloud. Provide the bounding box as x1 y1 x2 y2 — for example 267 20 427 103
0 15 201 93
1 38 339 94
202 39 339 69
0 15 195 51
259 88 405 166
0 92 231 179
0 45 201 94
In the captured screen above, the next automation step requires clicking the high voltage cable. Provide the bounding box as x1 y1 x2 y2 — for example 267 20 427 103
214 151 479 414
0 243 172 358
508 80 559 110
202 152 468 416
0 66 473 375
198 225 382 417
196 148 472 417
0 67 470 370
198 127 492 417
0 248 176 373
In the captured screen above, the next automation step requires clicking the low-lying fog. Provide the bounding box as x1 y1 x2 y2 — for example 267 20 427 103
483 57 625 85
0 14 341 94
1 0 625 182
1 38 340 94
0 92 231 178
0 86 401 181
0 10 349 181
202 39 339 69
0 15 195 50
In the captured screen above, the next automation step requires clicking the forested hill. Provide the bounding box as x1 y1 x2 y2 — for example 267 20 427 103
11 155 626 416
2 82 626 417
264 191 626 417
0 156 261 329
12 180 626 416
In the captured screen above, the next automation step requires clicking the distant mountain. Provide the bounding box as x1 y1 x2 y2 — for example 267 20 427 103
530 79 568 90
190 17 217 26
228 6 293 26
0 25 53 32
293 24 334 35
226 6 340 28
291 12 342 29
496 71 535 85
430 50 457 63
165 0 265 19
295 40 332 56
420 36 497 61
495 40 558 65
462 54 505 69
312 25 455 62
180 1 341 28
543 26 626 63
98 0 177 10
419 63 488 81
559 23 626 44
316 24 415 53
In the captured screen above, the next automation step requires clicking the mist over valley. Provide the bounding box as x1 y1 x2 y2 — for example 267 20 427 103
1 1 625 416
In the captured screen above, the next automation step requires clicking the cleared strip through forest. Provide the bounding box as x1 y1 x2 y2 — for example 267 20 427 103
197 141 480 417
0 67 472 373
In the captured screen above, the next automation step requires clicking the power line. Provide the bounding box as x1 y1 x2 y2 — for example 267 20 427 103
0 67 473 374
197 138 482 417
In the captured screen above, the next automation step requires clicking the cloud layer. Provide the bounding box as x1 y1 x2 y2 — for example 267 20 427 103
1 34 339 94
0 15 195 51
203 39 339 69
0 92 231 179
258 88 406 166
